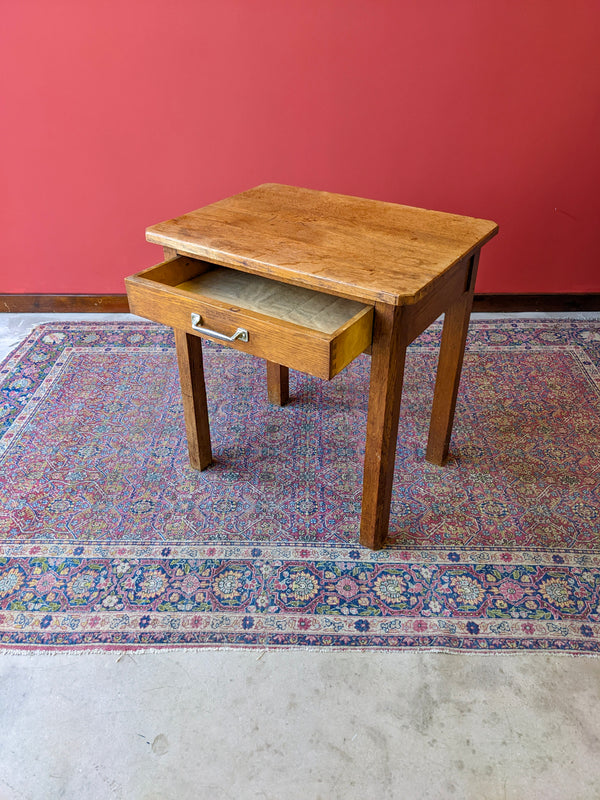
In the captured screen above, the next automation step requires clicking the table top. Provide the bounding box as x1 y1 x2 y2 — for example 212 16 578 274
146 183 498 306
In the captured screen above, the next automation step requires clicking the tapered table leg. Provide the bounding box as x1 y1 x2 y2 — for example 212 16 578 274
174 329 212 470
359 303 408 550
426 252 479 466
266 361 289 406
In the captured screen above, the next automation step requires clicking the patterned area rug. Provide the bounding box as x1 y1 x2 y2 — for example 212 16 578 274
1 319 599 652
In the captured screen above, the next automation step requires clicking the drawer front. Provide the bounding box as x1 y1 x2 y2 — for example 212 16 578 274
126 271 373 380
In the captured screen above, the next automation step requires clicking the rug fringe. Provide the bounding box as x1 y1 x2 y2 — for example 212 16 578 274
0 644 598 658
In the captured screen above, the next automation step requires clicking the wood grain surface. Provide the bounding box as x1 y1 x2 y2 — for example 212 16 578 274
266 362 289 406
146 184 498 306
359 302 408 550
426 252 480 466
174 329 212 470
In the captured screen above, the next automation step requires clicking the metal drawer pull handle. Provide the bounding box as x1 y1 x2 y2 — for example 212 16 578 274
190 313 249 343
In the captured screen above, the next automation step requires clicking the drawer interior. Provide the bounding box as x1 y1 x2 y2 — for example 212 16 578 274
127 255 374 378
177 266 368 334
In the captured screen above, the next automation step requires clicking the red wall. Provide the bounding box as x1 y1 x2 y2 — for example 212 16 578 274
2 1 599 295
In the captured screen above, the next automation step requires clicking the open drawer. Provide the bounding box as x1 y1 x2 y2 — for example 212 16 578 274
125 256 374 380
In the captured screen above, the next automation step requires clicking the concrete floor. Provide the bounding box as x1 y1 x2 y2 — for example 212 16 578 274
1 313 600 800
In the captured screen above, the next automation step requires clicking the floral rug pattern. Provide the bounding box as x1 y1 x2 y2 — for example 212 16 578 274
0 319 599 651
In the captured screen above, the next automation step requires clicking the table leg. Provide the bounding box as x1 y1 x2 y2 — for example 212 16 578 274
174 329 213 470
359 303 408 550
425 251 479 466
266 361 289 406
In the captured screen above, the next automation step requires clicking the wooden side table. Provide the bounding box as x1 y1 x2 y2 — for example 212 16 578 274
126 184 498 549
